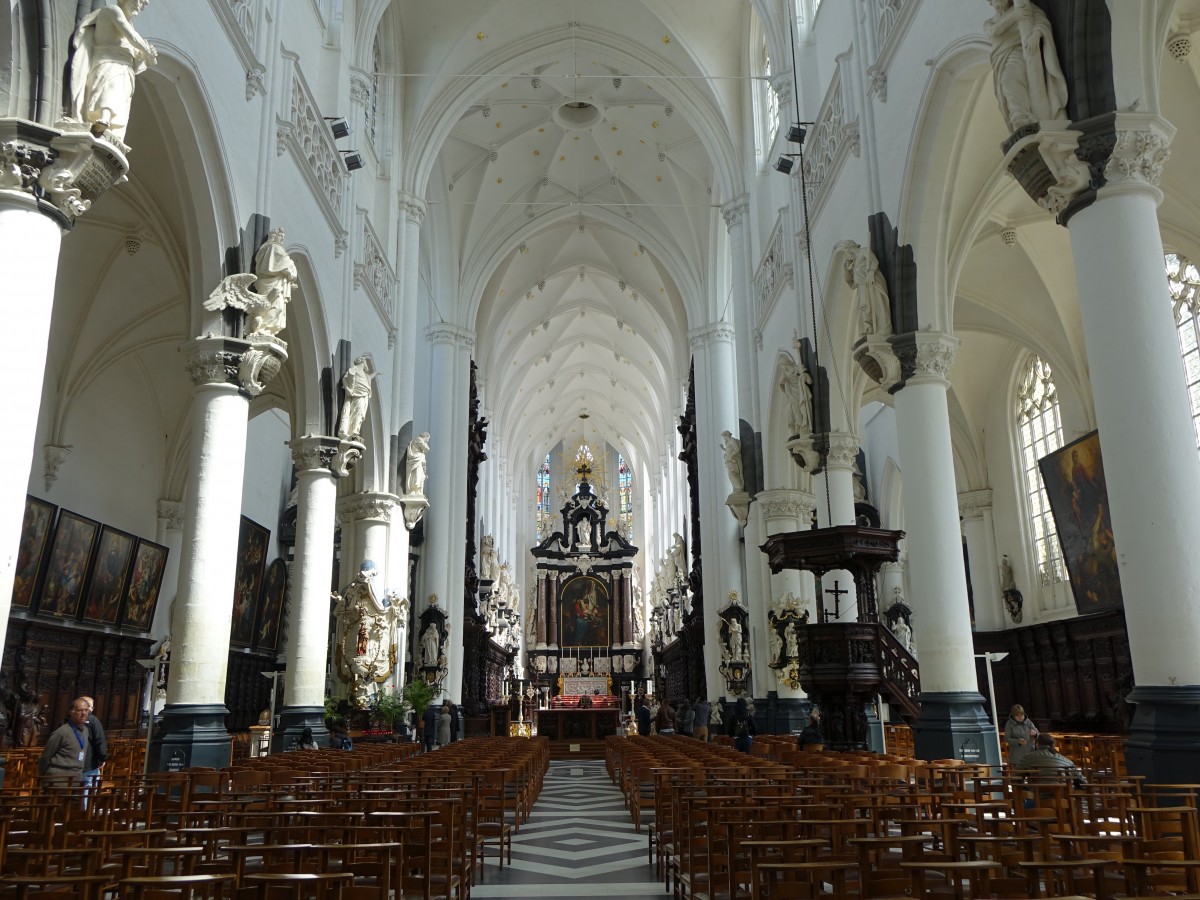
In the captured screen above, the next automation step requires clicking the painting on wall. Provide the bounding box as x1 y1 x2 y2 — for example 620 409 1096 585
36 510 100 620
558 575 611 648
230 516 270 648
1039 430 1124 614
81 526 136 626
254 558 288 653
12 496 57 610
120 539 169 631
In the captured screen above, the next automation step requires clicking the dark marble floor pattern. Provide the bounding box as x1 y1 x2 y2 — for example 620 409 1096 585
472 759 668 898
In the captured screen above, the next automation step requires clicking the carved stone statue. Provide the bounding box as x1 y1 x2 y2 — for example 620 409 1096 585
721 430 745 493
779 354 813 437
843 242 892 339
785 621 800 659
999 555 1016 592
891 616 913 652
768 625 783 666
331 564 397 708
985 0 1069 132
420 623 441 668
405 432 430 497
727 617 744 661
68 0 157 142
251 229 298 337
480 535 499 582
668 533 687 586
337 355 376 440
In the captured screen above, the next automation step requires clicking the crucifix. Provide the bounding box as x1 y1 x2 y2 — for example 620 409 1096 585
823 580 849 622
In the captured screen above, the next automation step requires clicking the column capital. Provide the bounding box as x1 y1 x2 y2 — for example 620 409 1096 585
183 335 288 397
957 489 994 519
768 73 794 108
0 120 132 228
824 432 861 471
721 196 749 230
399 192 427 224
157 499 186 531
757 489 817 526
688 321 735 349
860 331 958 393
336 491 399 525
291 434 340 473
1102 113 1174 194
425 322 475 350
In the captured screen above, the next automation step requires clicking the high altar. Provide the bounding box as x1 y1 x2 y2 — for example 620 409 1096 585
528 471 641 703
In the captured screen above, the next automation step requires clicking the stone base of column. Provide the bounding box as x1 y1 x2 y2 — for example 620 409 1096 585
912 691 999 765
758 693 812 735
273 705 329 752
149 704 232 772
1125 685 1200 784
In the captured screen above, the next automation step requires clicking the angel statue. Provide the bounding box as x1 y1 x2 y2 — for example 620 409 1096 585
203 229 297 341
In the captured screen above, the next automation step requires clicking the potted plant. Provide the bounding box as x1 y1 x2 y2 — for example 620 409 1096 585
402 679 436 742
373 691 409 734
323 695 344 726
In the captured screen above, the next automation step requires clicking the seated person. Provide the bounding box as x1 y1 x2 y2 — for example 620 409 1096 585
797 711 825 749
1020 732 1084 787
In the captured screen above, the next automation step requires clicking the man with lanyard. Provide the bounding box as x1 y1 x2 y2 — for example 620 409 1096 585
39 698 90 793
80 695 108 803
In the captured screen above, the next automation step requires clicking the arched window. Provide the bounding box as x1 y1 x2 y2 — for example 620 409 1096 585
1016 355 1066 587
1167 252 1200 450
764 43 779 148
535 454 552 541
617 454 633 539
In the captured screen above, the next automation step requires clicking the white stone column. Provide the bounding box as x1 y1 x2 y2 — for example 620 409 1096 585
337 492 397 584
722 197 759 418
890 332 993 762
160 336 286 769
1065 116 1200 781
688 322 745 700
0 190 64 659
959 490 1004 632
150 500 185 642
422 324 471 701
813 433 861 621
275 435 343 746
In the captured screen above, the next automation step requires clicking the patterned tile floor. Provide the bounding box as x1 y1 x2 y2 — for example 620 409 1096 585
472 759 668 898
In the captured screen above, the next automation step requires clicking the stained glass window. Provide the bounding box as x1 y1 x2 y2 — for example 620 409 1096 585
1016 355 1066 586
535 454 551 540
618 454 633 539
1167 252 1200 450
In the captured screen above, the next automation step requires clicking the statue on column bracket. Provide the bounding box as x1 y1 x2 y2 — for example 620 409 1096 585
840 241 893 342
337 355 376 441
204 229 297 343
722 431 751 529
480 535 499 582
1000 554 1024 623
779 352 813 439
400 432 430 530
985 0 1068 133
67 0 158 145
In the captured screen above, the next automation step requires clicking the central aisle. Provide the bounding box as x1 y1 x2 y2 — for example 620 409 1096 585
472 758 669 898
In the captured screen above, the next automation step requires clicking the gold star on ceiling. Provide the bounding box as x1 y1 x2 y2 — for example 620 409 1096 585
662 35 671 44
559 155 566 161
477 32 486 41
651 121 659 128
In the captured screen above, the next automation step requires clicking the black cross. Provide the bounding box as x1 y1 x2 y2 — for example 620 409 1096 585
823 580 849 621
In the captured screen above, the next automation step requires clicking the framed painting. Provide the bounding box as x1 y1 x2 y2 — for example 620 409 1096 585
230 516 270 648
254 557 288 653
558 575 611 648
36 510 100 620
120 539 169 631
81 525 136 626
1038 430 1124 614
11 496 57 610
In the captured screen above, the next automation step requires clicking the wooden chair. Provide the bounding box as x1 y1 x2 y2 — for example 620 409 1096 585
117 873 238 899
242 872 354 899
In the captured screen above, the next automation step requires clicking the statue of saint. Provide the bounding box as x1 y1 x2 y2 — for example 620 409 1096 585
420 623 441 668
785 621 800 660
891 617 913 652
668 533 687 586
68 0 157 142
479 535 499 582
721 431 745 493
779 355 813 437
843 243 892 339
405 432 430 497
985 0 1069 131
250 229 298 337
727 617 744 660
768 624 783 666
336 355 376 440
